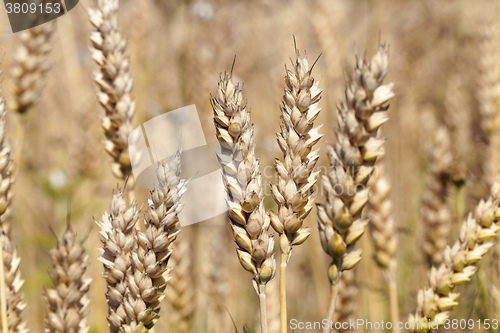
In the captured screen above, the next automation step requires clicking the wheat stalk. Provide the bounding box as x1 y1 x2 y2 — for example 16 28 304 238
316 44 394 333
408 178 500 332
129 151 188 330
96 187 140 333
0 73 26 333
88 0 138 203
211 68 276 333
365 158 399 331
165 230 195 332
44 226 92 333
421 127 453 266
269 45 322 333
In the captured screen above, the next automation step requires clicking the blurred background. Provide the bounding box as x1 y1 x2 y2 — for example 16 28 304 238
0 0 499 332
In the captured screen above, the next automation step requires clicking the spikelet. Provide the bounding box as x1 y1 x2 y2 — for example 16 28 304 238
211 70 276 292
421 127 453 266
316 44 394 285
270 46 323 259
44 227 92 333
0 72 26 333
408 179 500 332
165 231 195 332
88 0 137 181
130 151 188 330
10 22 54 115
96 187 140 333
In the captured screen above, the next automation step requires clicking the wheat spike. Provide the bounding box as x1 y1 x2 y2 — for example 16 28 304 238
44 227 92 333
421 127 453 266
408 178 500 332
268 45 322 333
365 157 400 330
317 44 393 283
478 22 500 185
96 187 140 333
367 159 397 270
317 44 394 333
200 223 229 333
11 22 54 115
479 22 500 138
211 68 275 332
165 230 195 332
333 270 357 332
129 151 188 331
270 46 322 256
0 73 26 333
88 0 137 182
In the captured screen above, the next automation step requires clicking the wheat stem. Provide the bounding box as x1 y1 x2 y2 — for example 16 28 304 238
279 253 287 333
323 281 339 333
386 272 400 333
259 286 268 333
0 237 8 333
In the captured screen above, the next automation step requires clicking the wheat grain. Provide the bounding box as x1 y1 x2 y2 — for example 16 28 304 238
96 187 140 333
269 45 322 333
88 0 138 188
316 44 394 333
0 73 26 333
211 68 275 333
165 230 195 332
10 22 54 116
408 178 500 332
129 151 188 331
44 226 92 333
421 127 453 266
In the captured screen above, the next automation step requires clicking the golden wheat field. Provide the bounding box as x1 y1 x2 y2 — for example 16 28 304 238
0 0 500 332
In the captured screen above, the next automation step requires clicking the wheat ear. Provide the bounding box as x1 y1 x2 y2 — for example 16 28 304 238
88 0 137 203
421 127 453 266
0 72 26 333
365 159 399 331
316 44 394 333
332 270 357 332
96 187 140 333
11 21 54 174
44 226 92 333
130 151 188 330
408 178 500 332
269 46 322 333
165 231 195 332
11 22 54 116
211 70 276 333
